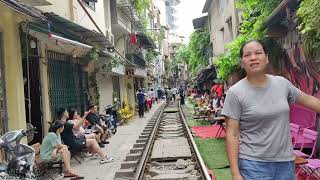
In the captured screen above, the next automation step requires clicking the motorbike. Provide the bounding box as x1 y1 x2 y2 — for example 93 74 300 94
0 124 36 179
100 104 118 134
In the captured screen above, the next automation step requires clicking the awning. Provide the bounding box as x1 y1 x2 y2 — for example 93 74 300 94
264 0 299 27
194 65 217 85
24 26 92 57
44 13 113 49
202 0 212 13
192 15 208 29
0 0 47 21
136 32 157 49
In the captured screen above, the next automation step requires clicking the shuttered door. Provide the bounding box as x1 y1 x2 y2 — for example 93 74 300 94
47 51 88 119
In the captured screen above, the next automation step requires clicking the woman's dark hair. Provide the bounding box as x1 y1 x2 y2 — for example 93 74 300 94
240 39 268 58
68 108 78 120
56 107 67 120
48 120 64 133
87 104 95 111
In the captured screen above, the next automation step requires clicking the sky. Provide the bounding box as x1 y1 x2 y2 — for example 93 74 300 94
175 0 207 43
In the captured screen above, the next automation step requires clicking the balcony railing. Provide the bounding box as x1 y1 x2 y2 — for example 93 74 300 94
116 0 143 30
125 53 146 69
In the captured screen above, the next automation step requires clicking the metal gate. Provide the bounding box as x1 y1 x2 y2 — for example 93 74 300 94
0 33 7 135
47 51 88 120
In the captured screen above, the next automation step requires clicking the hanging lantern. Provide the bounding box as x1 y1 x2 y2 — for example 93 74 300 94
130 33 137 44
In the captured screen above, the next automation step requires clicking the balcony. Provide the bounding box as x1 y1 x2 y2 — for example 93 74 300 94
116 0 143 30
125 53 146 69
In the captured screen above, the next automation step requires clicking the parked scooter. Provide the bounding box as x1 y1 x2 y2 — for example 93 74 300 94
0 125 36 179
100 104 118 134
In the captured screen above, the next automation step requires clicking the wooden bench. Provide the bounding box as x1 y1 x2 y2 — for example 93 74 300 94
31 143 63 180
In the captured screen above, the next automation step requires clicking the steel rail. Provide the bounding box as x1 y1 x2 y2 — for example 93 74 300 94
178 102 212 180
133 103 166 180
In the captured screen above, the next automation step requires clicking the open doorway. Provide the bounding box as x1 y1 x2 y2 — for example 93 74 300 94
23 57 43 145
22 35 43 144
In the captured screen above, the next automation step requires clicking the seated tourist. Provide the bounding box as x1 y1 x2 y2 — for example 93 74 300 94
67 108 101 144
40 120 84 179
86 105 109 147
56 108 114 164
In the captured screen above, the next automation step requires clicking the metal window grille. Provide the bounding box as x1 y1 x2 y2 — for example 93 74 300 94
47 51 88 120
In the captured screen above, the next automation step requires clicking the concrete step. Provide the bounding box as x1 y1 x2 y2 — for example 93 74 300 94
133 142 147 148
114 168 135 179
139 135 149 139
141 132 151 135
120 160 139 169
130 147 144 154
136 138 148 143
125 152 142 161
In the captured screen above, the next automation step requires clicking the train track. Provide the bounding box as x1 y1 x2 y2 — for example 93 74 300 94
115 102 211 180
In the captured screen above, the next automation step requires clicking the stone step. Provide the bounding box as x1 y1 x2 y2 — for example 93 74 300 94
133 142 147 148
136 138 148 143
139 135 148 139
141 132 151 135
114 168 135 179
130 147 144 154
125 152 142 161
120 160 139 169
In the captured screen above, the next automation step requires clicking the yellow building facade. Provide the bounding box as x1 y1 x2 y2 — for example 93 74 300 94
0 4 27 132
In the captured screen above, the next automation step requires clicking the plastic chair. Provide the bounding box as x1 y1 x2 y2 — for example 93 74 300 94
290 123 300 147
294 128 318 159
297 158 320 180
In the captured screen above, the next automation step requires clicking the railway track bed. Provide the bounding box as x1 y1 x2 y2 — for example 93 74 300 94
115 103 211 180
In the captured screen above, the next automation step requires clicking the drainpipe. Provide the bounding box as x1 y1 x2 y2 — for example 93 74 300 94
76 0 104 35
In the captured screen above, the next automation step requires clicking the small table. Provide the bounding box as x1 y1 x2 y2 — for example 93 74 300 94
213 116 226 138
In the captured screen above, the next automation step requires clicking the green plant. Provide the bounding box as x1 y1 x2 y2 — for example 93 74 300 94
102 57 119 71
297 0 320 57
213 0 281 80
180 28 210 76
86 48 99 62
176 45 191 64
88 70 100 107
146 50 157 63
133 0 151 29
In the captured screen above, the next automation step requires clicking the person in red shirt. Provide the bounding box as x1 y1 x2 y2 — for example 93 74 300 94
211 82 223 97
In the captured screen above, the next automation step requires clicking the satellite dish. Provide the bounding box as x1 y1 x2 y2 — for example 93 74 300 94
26 123 35 143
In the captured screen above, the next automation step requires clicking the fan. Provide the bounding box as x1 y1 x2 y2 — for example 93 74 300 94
25 123 35 143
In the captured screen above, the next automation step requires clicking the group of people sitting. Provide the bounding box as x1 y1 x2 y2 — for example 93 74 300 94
39 105 114 179
190 88 225 119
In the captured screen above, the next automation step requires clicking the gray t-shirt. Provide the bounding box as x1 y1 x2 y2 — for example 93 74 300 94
221 75 301 162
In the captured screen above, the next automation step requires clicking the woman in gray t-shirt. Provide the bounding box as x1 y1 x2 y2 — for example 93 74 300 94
222 40 320 180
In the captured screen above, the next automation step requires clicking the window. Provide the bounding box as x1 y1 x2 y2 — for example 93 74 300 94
83 0 96 10
227 17 233 41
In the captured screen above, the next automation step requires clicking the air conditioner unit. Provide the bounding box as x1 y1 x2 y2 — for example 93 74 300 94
109 34 114 46
106 29 114 46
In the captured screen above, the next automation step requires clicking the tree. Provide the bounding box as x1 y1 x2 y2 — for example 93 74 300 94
177 28 210 76
176 45 191 64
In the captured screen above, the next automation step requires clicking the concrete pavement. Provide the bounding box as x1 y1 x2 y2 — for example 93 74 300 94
42 101 164 180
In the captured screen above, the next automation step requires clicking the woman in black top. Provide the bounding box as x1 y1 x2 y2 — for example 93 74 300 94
56 108 114 164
